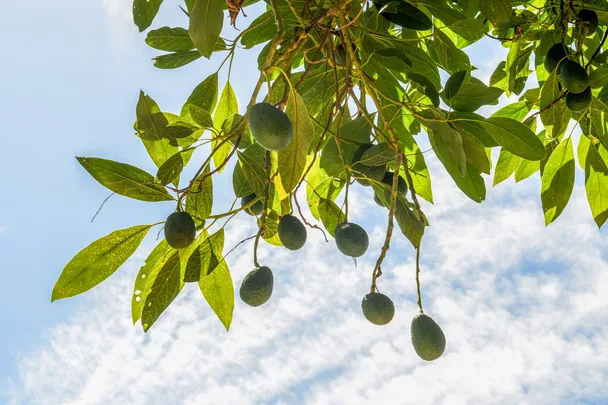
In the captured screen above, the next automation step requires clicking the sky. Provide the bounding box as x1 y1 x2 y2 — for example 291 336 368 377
1 1 607 404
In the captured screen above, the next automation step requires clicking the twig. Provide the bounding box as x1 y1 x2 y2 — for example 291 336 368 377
91 193 115 222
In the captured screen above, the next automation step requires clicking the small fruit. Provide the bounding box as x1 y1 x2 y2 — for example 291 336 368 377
361 293 395 325
248 102 293 151
352 144 387 187
374 171 408 207
240 266 274 307
566 86 592 111
241 193 263 216
335 222 369 257
579 9 598 36
164 211 196 249
560 60 589 94
411 313 446 361
278 214 307 250
544 43 570 74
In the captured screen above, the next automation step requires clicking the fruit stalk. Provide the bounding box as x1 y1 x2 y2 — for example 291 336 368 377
415 244 424 313
253 150 272 268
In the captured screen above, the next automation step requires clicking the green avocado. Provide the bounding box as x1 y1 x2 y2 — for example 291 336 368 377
352 144 387 187
240 266 274 307
248 102 293 151
566 86 592 111
241 193 263 216
374 171 408 208
335 222 369 258
278 214 307 250
411 313 446 361
361 293 395 325
579 9 598 36
544 43 570 74
560 60 589 94
164 211 196 249
373 0 432 31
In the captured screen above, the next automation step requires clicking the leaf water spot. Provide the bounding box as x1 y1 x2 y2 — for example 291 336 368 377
147 302 152 307
141 274 146 279
135 289 141 295
135 296 141 302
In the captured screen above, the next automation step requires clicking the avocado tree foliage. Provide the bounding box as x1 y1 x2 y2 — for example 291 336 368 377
52 0 608 361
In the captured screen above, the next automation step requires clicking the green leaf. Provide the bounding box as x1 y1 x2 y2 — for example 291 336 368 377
132 240 172 323
213 82 238 172
146 27 194 51
540 70 569 139
395 196 424 248
241 11 276 49
479 0 511 24
491 101 531 121
181 72 219 118
279 91 314 194
199 262 234 331
153 50 201 69
188 104 214 128
589 66 608 89
450 112 499 147
52 225 152 301
186 165 213 224
189 0 223 58
136 91 166 141
444 83 503 112
237 144 266 196
185 229 223 282
77 157 173 202
165 120 199 139
494 148 523 186
481 117 545 160
306 160 344 219
142 251 182 332
585 144 608 228
541 137 575 225
133 0 164 32
431 122 467 176
318 198 345 237
157 149 189 186
514 158 540 182
459 128 492 174
445 70 467 100
578 133 591 169
359 143 395 166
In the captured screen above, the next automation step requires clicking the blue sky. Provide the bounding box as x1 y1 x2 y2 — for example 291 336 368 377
1 1 608 404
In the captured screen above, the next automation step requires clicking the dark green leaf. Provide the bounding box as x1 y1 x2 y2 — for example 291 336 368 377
142 251 182 332
77 157 173 202
444 83 503 112
395 196 424 248
481 117 545 160
237 144 266 196
445 70 467 100
318 198 345 237
359 143 395 166
165 120 199 139
153 50 201 69
189 0 223 58
186 165 213 224
479 0 512 24
589 66 608 89
133 0 164 32
185 229 223 282
157 150 190 185
181 72 219 117
52 225 152 301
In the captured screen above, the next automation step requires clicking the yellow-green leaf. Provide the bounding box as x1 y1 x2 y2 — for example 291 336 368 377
541 137 575 225
213 82 238 172
132 240 172 324
585 144 608 228
142 250 182 331
52 225 152 301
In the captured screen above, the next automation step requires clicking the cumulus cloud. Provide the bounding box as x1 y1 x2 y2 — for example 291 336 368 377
4 153 608 405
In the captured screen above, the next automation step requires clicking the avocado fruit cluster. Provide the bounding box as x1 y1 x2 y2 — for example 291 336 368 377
545 42 591 112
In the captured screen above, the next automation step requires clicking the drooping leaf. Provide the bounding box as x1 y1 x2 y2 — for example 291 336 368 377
444 70 467 100
186 165 213 224
279 91 314 194
318 198 346 237
77 157 174 202
189 0 224 58
395 196 424 248
481 117 545 160
153 51 202 69
52 225 152 301
188 104 214 128
199 262 233 331
585 144 608 228
133 0 164 32
184 229 223 282
181 72 219 118
213 82 239 172
494 148 523 186
444 83 503 112
541 137 575 225
156 149 191 185
142 250 182 332
237 144 266 196
132 240 172 324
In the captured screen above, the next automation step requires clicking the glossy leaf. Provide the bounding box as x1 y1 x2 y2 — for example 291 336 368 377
52 225 151 301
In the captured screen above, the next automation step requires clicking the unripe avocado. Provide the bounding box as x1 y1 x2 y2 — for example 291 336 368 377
164 211 196 249
240 266 274 307
544 43 570 74
241 193 263 216
361 293 395 325
566 86 592 111
248 102 293 151
374 171 408 208
278 214 307 250
411 313 446 361
352 144 387 187
560 61 589 94
335 222 369 258
579 9 598 36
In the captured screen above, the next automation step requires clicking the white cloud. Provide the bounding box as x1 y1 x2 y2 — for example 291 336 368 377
4 156 608 404
101 0 137 50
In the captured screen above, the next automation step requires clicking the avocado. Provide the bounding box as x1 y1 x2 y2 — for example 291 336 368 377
335 222 369 258
560 60 589 94
248 102 293 151
544 43 570 74
164 211 196 249
240 266 274 307
566 86 592 111
411 313 446 361
361 293 395 325
241 193 263 216
278 214 307 250
352 143 387 187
